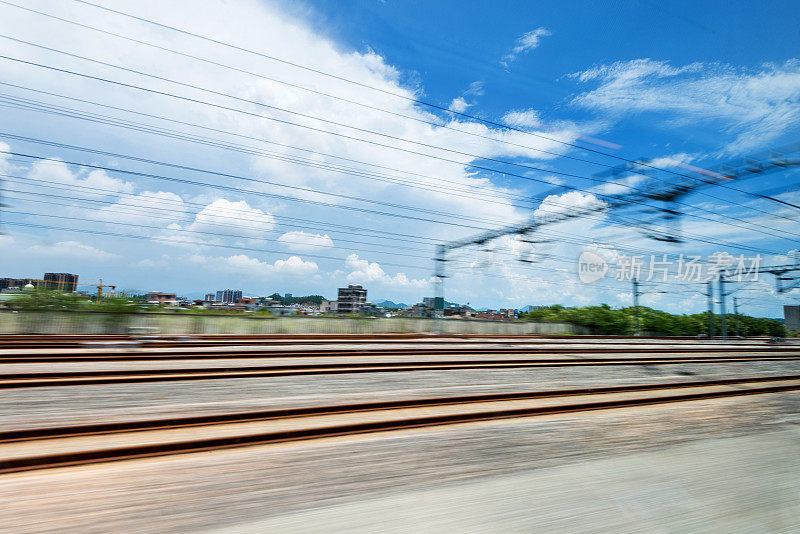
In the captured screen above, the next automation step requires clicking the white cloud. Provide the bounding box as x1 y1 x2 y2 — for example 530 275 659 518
94 191 187 230
543 175 565 186
0 234 14 248
26 159 135 197
136 257 169 268
344 254 430 288
464 81 485 97
570 58 800 154
503 109 543 129
500 27 552 67
277 231 334 251
185 199 275 242
26 240 118 260
0 141 11 173
0 1 738 311
190 253 318 276
274 255 319 275
534 191 606 223
0 0 579 255
448 97 470 113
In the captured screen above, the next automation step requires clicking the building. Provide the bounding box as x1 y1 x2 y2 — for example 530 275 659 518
0 278 40 291
233 297 259 311
215 289 242 303
320 299 338 313
474 309 515 321
146 292 178 305
284 293 292 299
204 293 216 302
43 273 79 292
266 304 294 316
444 304 474 317
359 303 385 317
422 296 445 310
785 305 800 334
337 285 367 314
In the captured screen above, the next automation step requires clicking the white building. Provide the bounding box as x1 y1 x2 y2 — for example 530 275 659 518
320 299 338 313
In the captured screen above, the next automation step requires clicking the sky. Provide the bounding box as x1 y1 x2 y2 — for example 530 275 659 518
0 0 799 316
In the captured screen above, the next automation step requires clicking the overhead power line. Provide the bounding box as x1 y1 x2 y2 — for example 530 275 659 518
5 94 795 248
5 135 800 255
4 105 800 248
0 52 631 188
61 0 800 204
2 5 796 218
6 0 796 225
3 164 791 258
2 50 795 241
4 89 798 246
3 220 431 271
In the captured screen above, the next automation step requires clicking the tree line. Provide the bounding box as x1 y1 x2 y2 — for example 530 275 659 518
519 304 786 337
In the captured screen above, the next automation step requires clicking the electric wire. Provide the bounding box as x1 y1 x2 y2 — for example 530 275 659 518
4 133 799 250
0 55 794 242
5 155 791 259
58 0 800 210
4 179 789 257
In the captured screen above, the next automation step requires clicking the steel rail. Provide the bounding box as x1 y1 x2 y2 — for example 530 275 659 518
2 356 800 388
2 376 799 474
3 346 800 364
3 374 798 443
0 333 781 348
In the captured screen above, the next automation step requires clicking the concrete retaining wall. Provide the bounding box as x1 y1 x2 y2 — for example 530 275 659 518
0 312 590 335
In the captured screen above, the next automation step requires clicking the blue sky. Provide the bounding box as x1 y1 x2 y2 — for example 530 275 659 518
1 0 799 316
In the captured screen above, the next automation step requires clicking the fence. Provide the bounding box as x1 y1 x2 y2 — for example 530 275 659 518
0 311 589 335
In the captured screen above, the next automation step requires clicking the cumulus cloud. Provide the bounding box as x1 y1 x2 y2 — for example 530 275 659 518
570 58 800 154
94 191 187 230
190 254 318 276
277 231 334 251
0 141 11 173
344 254 430 288
534 191 606 223
26 159 135 197
274 255 319 275
186 199 275 240
500 27 551 67
0 1 640 309
27 240 118 260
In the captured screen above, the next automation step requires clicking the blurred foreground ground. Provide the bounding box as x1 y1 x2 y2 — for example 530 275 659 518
3 392 799 533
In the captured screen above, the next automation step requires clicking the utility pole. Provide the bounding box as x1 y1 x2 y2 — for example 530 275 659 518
706 279 715 339
434 244 445 334
632 277 641 336
733 297 740 338
718 276 728 341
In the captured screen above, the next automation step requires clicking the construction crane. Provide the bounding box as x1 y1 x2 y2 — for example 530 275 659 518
19 279 116 301
88 278 116 301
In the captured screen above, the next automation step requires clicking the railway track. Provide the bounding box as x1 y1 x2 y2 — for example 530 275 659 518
2 374 799 474
0 333 758 349
3 345 800 364
0 334 788 350
4 354 800 388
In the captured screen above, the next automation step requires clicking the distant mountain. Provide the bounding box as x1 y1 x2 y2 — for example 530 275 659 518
373 299 409 309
